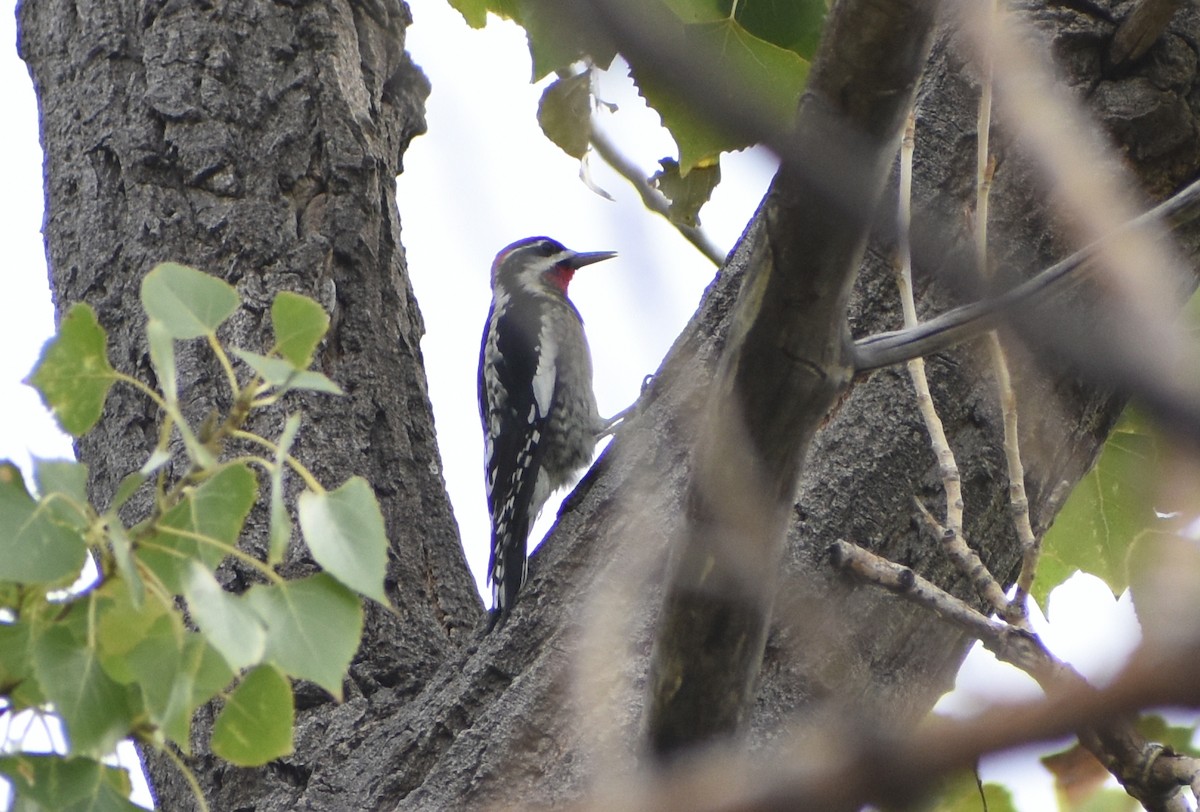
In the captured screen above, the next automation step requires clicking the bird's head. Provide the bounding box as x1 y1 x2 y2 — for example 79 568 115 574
491 236 616 296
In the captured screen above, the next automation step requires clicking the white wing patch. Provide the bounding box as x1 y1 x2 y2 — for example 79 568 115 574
532 323 558 419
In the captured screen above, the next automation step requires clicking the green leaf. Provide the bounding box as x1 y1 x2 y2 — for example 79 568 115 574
233 349 344 395
447 0 489 27
211 664 294 766
729 0 825 57
95 583 172 685
31 624 137 758
124 613 194 746
166 406 217 470
94 582 231 751
246 573 363 699
140 262 239 339
271 292 330 368
183 562 267 672
633 19 810 171
146 318 178 403
0 462 88 584
187 631 236 709
651 157 721 227
110 471 147 512
912 769 1016 812
1136 714 1200 757
109 449 170 512
0 755 141 812
33 459 90 532
137 463 258 594
0 620 46 711
140 447 172 476
269 414 302 565
298 477 388 604
107 521 144 608
1037 417 1160 607
660 0 725 24
459 0 614 79
33 459 88 509
518 1 617 81
26 303 116 436
659 0 825 59
538 72 592 160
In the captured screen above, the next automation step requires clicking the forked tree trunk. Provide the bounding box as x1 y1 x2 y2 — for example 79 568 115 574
17 0 1200 808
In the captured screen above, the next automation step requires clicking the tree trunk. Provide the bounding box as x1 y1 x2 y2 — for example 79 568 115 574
18 0 479 807
17 0 1200 809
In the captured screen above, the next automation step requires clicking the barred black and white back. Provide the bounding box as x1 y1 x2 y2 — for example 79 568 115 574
477 236 613 631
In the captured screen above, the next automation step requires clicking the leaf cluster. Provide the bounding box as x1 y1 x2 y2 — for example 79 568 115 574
2 264 390 810
451 0 825 216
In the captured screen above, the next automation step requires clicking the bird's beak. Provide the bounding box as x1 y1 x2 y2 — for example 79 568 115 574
566 250 617 269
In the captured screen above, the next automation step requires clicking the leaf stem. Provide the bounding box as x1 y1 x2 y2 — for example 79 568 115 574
207 333 242 399
159 743 212 812
112 372 167 410
230 430 325 494
139 529 285 585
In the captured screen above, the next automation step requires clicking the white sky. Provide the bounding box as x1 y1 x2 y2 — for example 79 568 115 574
0 1 1154 809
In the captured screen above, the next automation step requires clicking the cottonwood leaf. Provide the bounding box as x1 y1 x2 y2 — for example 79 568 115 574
1036 417 1160 607
136 463 258 593
246 573 362 700
0 462 87 585
31 625 138 758
211 664 294 766
268 413 302 565
539 72 592 160
184 562 267 672
271 291 329 368
0 754 140 812
633 18 810 171
298 477 388 604
140 263 239 339
26 303 115 436
233 349 343 395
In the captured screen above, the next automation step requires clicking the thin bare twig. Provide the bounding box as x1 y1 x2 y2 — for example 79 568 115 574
971 0 1040 626
829 541 1060 682
895 110 1012 619
911 499 1010 618
589 127 726 267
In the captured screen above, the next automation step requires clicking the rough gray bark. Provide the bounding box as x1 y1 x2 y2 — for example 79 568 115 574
16 0 1200 810
18 0 479 808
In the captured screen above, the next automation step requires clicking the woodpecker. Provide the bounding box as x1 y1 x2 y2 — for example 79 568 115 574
478 236 615 631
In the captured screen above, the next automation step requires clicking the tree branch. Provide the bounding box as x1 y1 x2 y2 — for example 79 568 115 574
638 0 941 755
566 632 1200 812
852 174 1200 373
829 539 1200 810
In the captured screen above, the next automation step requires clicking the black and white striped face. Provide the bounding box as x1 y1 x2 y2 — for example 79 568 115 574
491 236 569 286
490 236 616 297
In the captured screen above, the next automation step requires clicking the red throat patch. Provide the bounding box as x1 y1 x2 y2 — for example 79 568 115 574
547 264 575 294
